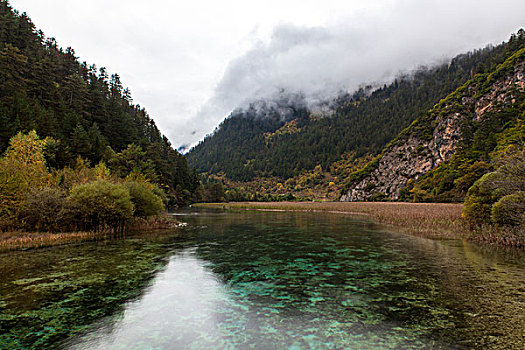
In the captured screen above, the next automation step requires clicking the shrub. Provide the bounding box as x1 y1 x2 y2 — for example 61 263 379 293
463 172 507 226
18 187 67 232
54 158 113 192
69 180 134 232
368 192 388 202
463 152 525 228
491 192 525 226
124 181 164 218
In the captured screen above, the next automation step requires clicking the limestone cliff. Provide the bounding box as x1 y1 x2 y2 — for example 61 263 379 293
341 49 525 202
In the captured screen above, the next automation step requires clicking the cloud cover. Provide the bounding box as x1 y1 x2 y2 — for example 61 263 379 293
184 0 525 149
9 0 525 150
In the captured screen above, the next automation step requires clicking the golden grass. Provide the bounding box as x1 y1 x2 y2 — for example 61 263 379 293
0 231 103 251
195 201 465 239
0 214 182 251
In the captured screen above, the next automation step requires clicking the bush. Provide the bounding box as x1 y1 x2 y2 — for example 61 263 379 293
463 172 501 226
69 180 134 232
463 152 525 228
491 192 525 226
18 187 67 232
124 181 164 218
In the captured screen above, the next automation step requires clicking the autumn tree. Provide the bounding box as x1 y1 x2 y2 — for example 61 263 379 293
0 130 50 220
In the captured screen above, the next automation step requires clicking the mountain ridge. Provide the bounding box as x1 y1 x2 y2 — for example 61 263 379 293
188 30 524 203
341 47 525 202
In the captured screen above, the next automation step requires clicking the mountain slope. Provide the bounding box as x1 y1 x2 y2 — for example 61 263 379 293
188 34 522 183
0 1 199 203
341 47 525 202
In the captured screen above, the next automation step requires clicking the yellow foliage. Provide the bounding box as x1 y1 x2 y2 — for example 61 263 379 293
125 169 156 192
94 162 111 180
0 131 51 216
54 157 96 191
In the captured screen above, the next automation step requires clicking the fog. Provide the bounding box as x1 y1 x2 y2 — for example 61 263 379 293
10 0 525 150
184 0 525 149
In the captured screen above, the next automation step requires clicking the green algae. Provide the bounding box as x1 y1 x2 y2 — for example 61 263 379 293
1 210 525 349
0 236 178 349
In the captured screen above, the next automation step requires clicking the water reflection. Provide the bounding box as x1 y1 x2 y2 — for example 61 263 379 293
1 210 524 349
67 246 444 350
0 235 176 349
67 249 234 349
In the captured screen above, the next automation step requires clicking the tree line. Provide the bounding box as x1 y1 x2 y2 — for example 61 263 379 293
188 30 524 183
0 0 200 209
0 131 167 233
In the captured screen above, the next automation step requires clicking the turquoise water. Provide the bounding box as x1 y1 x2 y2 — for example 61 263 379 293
1 210 524 349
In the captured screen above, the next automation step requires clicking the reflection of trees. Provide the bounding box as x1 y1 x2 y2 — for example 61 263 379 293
372 227 525 349
456 241 525 349
0 234 175 348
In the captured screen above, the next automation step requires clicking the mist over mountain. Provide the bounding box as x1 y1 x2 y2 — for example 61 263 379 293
187 32 523 184
181 0 525 148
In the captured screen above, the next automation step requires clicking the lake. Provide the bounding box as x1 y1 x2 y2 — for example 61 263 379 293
1 209 524 349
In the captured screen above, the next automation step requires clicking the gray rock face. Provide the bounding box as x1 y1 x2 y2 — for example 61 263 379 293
341 62 525 202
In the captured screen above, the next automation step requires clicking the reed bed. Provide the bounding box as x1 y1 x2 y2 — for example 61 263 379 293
0 214 182 251
469 225 524 248
195 201 465 239
128 215 183 231
0 231 103 251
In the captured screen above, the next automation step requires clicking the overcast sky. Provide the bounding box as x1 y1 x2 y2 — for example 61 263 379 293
9 0 525 150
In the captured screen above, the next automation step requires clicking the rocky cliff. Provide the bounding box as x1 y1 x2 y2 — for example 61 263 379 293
341 49 525 202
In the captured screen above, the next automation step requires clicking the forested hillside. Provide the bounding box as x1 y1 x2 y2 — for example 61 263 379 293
0 1 199 205
341 44 525 203
188 34 522 183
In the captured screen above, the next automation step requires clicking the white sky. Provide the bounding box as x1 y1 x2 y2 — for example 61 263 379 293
9 0 525 150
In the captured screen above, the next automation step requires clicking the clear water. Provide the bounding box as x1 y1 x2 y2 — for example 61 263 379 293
1 210 524 349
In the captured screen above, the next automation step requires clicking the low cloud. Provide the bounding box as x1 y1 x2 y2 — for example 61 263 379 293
182 0 525 149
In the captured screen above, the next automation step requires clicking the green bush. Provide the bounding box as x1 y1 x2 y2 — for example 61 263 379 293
464 172 508 226
151 185 168 207
491 192 525 226
69 180 134 232
368 192 388 202
463 153 525 227
18 187 66 232
124 181 164 218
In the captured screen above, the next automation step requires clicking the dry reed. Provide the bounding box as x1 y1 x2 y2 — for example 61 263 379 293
195 201 465 239
0 214 182 251
0 231 103 251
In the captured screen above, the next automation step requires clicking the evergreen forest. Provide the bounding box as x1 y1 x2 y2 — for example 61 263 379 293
0 1 204 234
0 1 199 207
188 32 524 182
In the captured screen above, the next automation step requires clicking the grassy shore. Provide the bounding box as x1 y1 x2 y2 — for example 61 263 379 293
0 231 106 251
195 201 466 240
0 214 182 251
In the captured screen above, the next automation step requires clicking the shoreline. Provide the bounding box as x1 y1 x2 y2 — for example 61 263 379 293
2 202 521 251
0 231 107 251
0 215 183 252
195 202 524 248
194 201 466 240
